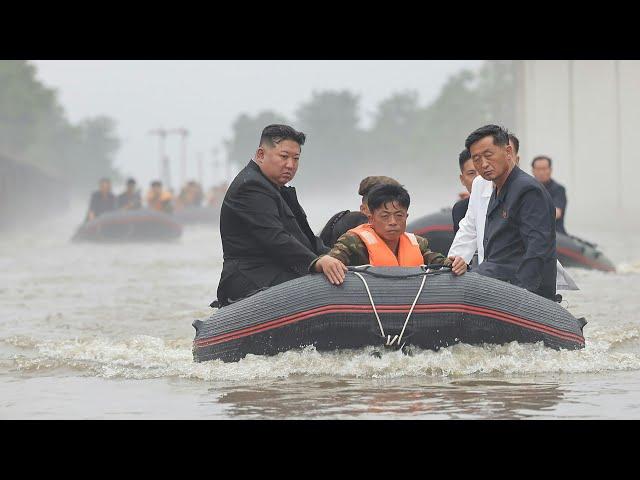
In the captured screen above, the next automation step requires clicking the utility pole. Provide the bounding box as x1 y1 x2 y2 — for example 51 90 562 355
212 147 221 185
149 128 168 181
197 152 204 187
168 127 189 188
162 155 172 191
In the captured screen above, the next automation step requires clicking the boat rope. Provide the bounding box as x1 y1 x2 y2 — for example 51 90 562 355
397 271 428 347
352 271 386 339
351 266 430 348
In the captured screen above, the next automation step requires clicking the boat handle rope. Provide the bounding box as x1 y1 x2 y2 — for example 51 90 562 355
347 263 451 279
351 267 430 348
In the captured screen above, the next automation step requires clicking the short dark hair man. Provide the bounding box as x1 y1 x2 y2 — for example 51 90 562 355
531 155 568 235
85 177 116 222
466 124 557 299
215 124 334 306
313 184 467 285
319 175 401 248
452 149 477 234
117 178 142 210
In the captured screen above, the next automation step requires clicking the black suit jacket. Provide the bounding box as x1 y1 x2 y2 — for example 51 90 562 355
216 160 328 305
452 197 470 235
478 166 557 299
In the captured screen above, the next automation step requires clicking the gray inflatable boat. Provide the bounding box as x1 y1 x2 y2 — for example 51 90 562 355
72 209 182 242
193 266 586 363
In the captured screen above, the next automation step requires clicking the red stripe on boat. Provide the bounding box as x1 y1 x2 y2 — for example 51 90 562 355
195 303 584 347
557 247 615 272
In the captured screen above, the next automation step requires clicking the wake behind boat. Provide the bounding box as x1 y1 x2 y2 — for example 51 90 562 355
193 266 586 363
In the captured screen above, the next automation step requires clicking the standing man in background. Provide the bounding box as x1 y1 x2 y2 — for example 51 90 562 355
531 155 568 235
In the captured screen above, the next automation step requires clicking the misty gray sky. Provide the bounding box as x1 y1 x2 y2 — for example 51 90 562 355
32 60 483 188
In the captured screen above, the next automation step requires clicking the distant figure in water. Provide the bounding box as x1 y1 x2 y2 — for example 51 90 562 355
313 183 467 284
531 155 568 235
146 180 174 213
85 178 116 222
319 175 401 248
452 149 478 234
176 180 204 209
117 178 142 210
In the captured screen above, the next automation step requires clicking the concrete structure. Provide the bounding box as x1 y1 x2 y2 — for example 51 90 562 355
514 60 640 230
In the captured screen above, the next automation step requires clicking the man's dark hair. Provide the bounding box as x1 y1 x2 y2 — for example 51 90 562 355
458 149 471 172
259 124 306 148
367 183 411 213
358 175 401 202
465 124 510 151
151 180 162 187
126 177 136 186
508 133 520 154
532 155 552 168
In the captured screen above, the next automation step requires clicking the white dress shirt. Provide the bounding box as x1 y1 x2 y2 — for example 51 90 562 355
448 176 578 291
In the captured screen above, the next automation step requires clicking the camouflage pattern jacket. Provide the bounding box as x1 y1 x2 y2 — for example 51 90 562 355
311 231 452 269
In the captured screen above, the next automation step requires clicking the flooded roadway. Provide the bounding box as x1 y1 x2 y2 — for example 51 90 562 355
2 204 640 419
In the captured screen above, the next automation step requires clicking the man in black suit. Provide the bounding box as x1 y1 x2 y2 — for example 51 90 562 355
531 155 568 235
467 125 557 299
215 124 339 307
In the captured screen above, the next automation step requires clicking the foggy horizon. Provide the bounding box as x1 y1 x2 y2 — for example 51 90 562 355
32 60 484 186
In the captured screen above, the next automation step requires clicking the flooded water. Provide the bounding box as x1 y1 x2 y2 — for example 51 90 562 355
2 204 640 419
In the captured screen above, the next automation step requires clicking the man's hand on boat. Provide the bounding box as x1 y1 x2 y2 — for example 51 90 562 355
449 255 468 276
314 255 349 285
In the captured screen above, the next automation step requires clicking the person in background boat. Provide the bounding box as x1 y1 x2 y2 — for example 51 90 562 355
215 124 330 307
531 155 568 235
85 177 116 222
116 178 142 210
176 181 204 210
452 149 478 234
465 124 557 299
146 180 174 213
313 184 467 285
207 181 229 207
319 175 402 248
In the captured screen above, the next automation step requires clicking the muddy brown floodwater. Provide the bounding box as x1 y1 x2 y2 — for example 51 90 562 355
2 205 640 419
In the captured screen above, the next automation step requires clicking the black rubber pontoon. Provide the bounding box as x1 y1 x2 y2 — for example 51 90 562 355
407 208 616 272
72 209 182 242
193 267 586 363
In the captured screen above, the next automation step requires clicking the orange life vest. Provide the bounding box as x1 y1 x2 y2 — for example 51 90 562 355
147 191 173 211
348 224 424 267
